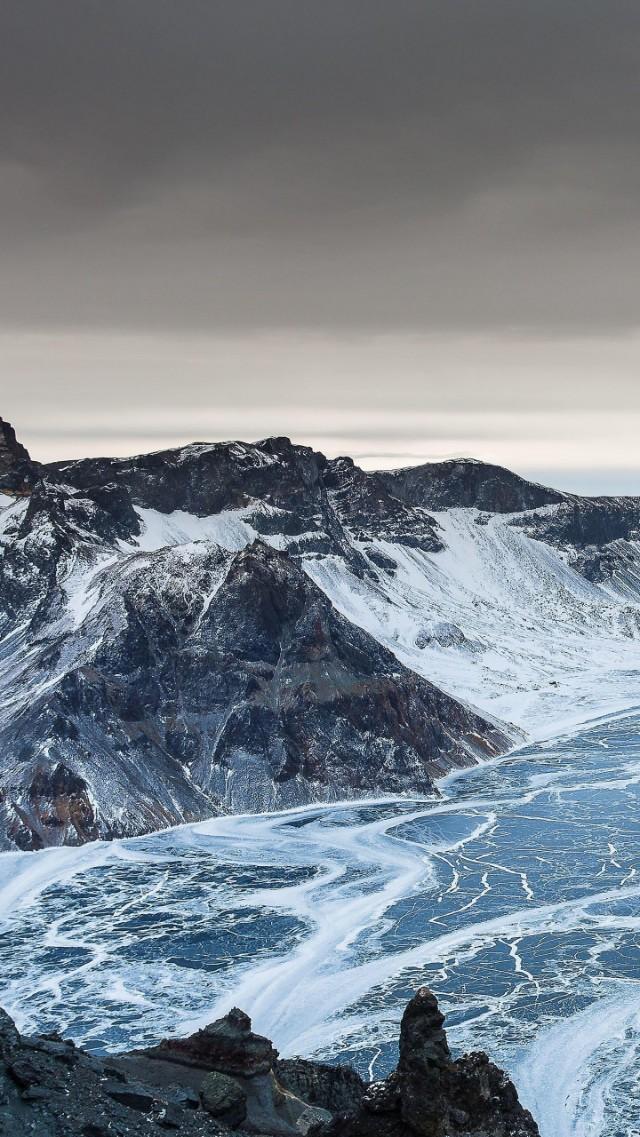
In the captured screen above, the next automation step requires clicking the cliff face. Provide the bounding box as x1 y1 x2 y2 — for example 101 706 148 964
0 989 538 1137
0 416 39 493
381 458 566 514
512 496 640 583
380 458 640 591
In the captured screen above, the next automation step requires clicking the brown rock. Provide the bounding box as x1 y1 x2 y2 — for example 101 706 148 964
137 1007 277 1077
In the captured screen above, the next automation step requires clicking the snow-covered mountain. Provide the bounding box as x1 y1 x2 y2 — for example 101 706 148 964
1 417 640 849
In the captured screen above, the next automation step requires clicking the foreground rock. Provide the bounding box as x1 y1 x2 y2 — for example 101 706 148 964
0 990 538 1136
320 988 539 1137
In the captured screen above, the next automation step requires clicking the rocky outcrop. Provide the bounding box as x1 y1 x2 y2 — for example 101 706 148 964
319 988 539 1137
514 497 640 583
275 1057 365 1116
0 1004 229 1136
516 496 640 548
0 416 40 493
382 458 565 514
135 1008 278 1077
0 992 538 1137
116 1008 335 1135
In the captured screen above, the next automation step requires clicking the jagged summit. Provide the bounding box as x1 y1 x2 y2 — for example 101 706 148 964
0 416 39 493
45 431 444 554
381 456 568 513
0 416 30 464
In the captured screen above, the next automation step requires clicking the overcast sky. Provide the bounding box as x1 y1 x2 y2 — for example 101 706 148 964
2 1 639 490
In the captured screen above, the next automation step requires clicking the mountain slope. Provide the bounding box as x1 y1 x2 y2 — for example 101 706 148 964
306 505 640 736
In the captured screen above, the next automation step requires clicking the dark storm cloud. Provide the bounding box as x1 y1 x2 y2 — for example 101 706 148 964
1 0 639 331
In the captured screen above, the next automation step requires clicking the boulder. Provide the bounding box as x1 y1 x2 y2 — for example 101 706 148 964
103 1079 156 1112
295 1104 332 1134
200 1069 247 1127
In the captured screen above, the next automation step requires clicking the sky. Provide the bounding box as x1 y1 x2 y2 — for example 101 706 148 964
2 1 639 491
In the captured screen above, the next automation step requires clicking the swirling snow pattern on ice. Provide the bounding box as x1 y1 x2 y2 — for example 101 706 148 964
1 713 640 1135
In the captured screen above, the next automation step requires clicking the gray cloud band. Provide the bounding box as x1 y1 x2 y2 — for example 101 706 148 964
1 1 638 332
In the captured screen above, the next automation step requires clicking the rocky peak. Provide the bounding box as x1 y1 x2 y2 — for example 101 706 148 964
0 417 30 468
397 987 451 1075
0 416 39 493
382 457 567 514
44 434 442 557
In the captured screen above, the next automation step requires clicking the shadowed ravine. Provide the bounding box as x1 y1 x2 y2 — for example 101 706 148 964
1 712 640 1136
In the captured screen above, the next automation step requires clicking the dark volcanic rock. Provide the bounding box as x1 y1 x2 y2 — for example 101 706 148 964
275 1057 365 1115
12 762 100 850
117 1009 332 1136
318 988 539 1137
0 996 539 1137
200 1071 247 1127
382 458 566 514
323 456 442 550
46 436 442 555
137 1008 277 1077
514 496 640 582
0 478 141 634
103 1079 156 1112
0 1006 230 1137
0 416 40 493
516 496 640 550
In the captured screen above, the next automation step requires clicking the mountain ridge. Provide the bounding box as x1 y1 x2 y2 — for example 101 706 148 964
2 417 640 849
380 456 568 514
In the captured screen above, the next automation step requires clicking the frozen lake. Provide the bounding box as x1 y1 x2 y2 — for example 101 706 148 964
2 711 640 1136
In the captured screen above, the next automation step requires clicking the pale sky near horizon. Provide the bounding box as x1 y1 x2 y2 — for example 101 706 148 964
2 2 640 493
